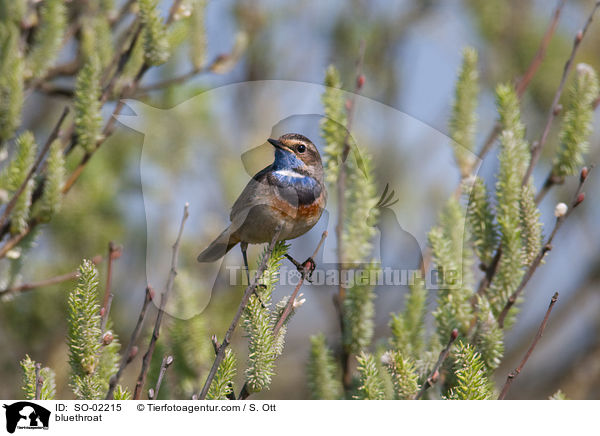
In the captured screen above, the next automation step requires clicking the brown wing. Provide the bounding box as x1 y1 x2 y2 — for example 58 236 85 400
229 165 273 222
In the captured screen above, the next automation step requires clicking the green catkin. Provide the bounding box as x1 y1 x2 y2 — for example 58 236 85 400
552 63 599 178
25 0 67 80
139 0 171 66
307 334 343 400
74 57 103 153
449 47 479 178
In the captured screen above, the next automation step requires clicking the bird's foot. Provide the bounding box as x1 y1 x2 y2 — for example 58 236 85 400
300 257 316 282
253 284 268 309
285 254 316 282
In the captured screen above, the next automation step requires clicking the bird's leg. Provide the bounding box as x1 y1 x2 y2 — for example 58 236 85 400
285 254 316 282
241 242 251 286
241 242 267 308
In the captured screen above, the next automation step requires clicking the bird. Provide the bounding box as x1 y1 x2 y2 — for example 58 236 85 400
197 133 327 282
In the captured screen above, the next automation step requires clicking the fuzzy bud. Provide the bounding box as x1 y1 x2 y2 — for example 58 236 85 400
574 193 585 208
380 351 393 366
345 99 353 111
580 167 588 182
356 74 365 89
102 331 114 345
165 355 174 366
293 293 306 309
450 328 459 341
553 104 562 116
554 202 568 217
576 30 583 43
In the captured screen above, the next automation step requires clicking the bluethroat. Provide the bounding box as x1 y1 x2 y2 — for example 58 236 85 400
197 133 327 281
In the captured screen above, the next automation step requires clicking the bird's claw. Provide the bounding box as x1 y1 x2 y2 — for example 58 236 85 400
301 257 316 282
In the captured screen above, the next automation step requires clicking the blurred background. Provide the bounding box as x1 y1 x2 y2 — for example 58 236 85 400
1 0 600 399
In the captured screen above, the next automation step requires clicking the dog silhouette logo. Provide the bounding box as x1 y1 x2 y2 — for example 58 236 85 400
2 402 50 433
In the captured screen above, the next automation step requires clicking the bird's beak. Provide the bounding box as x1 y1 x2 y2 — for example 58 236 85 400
268 138 286 150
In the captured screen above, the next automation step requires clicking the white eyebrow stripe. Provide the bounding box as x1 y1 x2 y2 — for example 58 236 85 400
274 169 305 179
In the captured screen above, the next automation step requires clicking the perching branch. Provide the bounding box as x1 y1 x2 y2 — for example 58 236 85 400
198 226 283 400
133 202 189 399
498 292 559 400
414 328 458 400
105 286 154 400
274 231 327 335
522 1 600 186
237 231 328 400
497 167 590 328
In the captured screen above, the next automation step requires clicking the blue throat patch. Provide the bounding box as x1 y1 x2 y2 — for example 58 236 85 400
273 148 305 171
269 148 321 205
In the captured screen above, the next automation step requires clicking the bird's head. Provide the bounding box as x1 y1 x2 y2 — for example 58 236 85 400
268 133 322 175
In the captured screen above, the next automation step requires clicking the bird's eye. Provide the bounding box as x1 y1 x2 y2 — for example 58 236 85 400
297 144 306 153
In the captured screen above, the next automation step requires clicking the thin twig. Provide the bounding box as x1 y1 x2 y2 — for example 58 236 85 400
110 0 136 27
0 106 69 231
197 226 283 400
473 0 567 166
34 363 42 400
515 0 567 97
135 66 207 94
497 167 590 328
522 1 600 186
133 203 190 399
274 231 327 336
473 1 599 296
414 329 459 400
0 1 189 255
105 286 154 399
152 355 174 399
100 294 113 334
498 292 559 400
102 242 122 316
0 255 102 298
237 231 328 400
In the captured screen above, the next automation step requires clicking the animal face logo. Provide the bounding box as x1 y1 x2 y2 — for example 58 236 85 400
3 402 50 433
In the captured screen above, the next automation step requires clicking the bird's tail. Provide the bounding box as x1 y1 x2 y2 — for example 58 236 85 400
197 227 240 262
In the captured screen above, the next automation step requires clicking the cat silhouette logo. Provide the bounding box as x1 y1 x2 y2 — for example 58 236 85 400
2 402 50 433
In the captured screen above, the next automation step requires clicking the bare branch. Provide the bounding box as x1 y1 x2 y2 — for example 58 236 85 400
414 328 459 400
152 355 174 399
34 363 42 400
474 0 567 165
133 203 190 399
522 1 600 186
198 226 283 400
498 292 559 400
106 286 154 399
0 106 70 231
497 167 591 328
238 231 328 400
0 255 102 298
